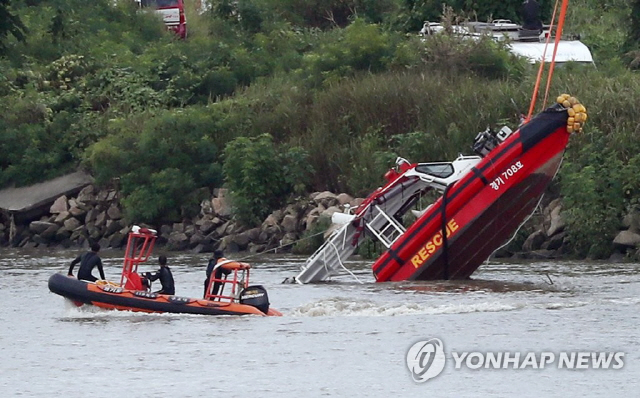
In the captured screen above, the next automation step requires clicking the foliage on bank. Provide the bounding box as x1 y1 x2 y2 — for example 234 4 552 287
1 0 639 258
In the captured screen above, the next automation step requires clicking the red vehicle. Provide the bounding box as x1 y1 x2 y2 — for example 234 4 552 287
138 0 187 39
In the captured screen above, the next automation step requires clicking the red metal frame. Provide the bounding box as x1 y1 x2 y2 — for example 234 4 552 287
204 263 251 302
120 227 157 290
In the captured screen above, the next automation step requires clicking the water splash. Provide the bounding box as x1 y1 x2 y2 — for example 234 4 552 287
291 297 521 317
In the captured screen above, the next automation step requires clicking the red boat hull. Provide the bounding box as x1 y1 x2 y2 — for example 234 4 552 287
372 106 569 281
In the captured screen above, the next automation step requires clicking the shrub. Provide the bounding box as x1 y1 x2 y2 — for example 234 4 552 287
223 134 287 225
223 133 313 225
560 131 625 258
292 215 331 254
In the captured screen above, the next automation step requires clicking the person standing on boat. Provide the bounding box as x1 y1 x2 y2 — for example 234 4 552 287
68 243 105 282
204 250 231 298
522 0 543 31
145 255 175 295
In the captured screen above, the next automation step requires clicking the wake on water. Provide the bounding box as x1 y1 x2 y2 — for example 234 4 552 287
291 297 522 317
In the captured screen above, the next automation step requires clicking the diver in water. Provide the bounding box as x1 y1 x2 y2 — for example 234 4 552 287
145 255 175 295
68 243 105 282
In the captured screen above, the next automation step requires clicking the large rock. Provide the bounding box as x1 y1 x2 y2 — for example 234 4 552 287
212 195 232 217
85 208 98 224
69 205 87 218
216 220 232 236
160 224 172 237
283 203 301 218
41 224 59 240
304 214 320 231
70 227 88 244
118 225 132 236
613 230 640 249
281 214 299 233
261 214 281 235
543 231 566 251
248 242 267 254
76 185 96 204
245 227 262 243
167 232 189 251
189 232 205 247
350 197 365 210
50 195 68 214
172 222 185 233
106 190 117 202
191 242 217 253
522 230 545 252
89 226 102 240
337 193 354 205
95 211 107 227
546 200 565 237
104 219 124 236
198 219 218 235
218 235 239 253
185 224 196 237
108 232 126 248
29 221 57 235
231 232 251 250
55 227 72 242
54 211 71 224
313 191 339 208
63 217 82 231
280 232 298 248
96 190 109 202
200 199 214 215
622 209 640 233
106 205 122 220
321 206 341 219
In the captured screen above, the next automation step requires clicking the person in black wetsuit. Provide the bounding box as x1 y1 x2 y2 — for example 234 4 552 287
68 243 105 282
145 255 175 295
204 250 231 298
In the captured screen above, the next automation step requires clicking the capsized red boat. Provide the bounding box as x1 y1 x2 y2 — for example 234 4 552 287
48 226 282 316
294 96 587 283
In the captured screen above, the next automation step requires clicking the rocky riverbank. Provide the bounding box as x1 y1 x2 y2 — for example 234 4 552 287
1 184 639 261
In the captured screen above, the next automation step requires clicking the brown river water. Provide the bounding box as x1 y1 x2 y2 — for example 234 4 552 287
0 248 638 397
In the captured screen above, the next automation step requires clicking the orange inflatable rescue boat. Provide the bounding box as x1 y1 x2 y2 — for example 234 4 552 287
48 226 282 316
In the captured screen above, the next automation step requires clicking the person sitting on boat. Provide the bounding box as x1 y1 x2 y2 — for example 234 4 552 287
68 243 105 282
204 250 231 298
144 255 175 295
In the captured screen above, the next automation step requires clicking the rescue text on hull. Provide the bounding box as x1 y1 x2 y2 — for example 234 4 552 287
48 226 282 316
293 96 587 284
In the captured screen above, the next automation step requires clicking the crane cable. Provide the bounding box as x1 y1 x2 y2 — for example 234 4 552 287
525 0 570 122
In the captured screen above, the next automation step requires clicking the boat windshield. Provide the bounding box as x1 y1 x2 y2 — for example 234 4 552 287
415 163 454 178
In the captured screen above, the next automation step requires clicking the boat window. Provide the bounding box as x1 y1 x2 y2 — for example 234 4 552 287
415 163 454 178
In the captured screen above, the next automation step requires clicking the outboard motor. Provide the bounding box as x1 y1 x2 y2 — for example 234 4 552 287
472 127 500 157
239 285 270 314
472 126 513 157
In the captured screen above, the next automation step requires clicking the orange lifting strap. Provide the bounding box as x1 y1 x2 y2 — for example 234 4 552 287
526 0 570 122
